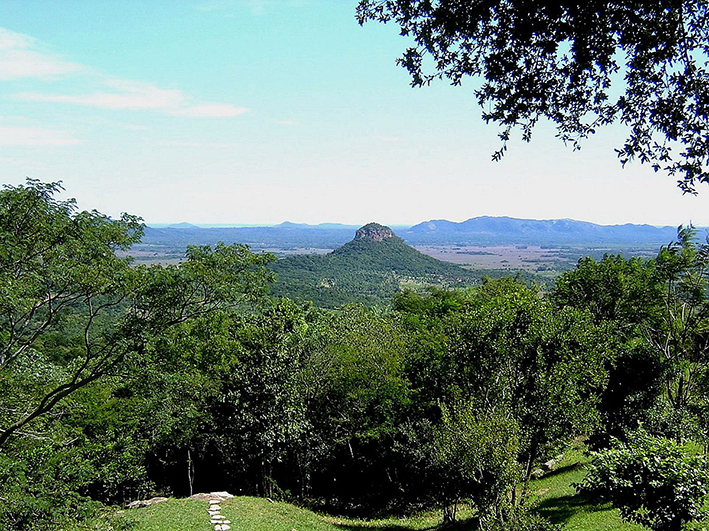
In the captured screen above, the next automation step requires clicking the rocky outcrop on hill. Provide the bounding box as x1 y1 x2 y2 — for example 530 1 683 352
354 223 396 242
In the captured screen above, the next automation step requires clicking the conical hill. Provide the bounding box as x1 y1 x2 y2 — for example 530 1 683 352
270 223 478 307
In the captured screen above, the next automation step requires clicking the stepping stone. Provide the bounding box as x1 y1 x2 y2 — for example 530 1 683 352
210 491 234 499
209 499 221 505
209 505 222 511
214 526 231 531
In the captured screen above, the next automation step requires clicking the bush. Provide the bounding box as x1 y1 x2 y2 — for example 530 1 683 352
576 430 709 531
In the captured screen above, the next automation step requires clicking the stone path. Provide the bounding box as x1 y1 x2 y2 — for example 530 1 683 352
208 498 231 531
194 491 234 531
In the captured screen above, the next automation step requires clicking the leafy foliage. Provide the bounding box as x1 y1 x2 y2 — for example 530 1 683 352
577 430 709 531
551 254 666 440
3 181 709 529
649 226 709 437
427 402 522 526
553 228 709 440
357 1 709 192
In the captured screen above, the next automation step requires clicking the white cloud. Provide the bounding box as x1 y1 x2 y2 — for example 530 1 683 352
0 125 79 146
3 28 248 119
0 27 82 80
14 79 248 118
276 119 297 125
168 103 249 117
15 80 185 110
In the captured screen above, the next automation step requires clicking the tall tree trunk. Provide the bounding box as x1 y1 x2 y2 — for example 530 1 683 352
519 439 539 507
187 448 195 497
442 500 458 524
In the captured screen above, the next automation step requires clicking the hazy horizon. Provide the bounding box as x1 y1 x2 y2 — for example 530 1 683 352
146 215 697 230
3 1 709 227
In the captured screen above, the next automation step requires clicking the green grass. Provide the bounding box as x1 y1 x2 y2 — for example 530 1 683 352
59 498 213 531
219 496 462 530
73 444 650 531
80 497 479 531
527 446 644 531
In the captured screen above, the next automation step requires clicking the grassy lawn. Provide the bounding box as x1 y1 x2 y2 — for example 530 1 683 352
527 446 643 531
74 445 650 531
71 496 477 531
218 496 471 531
60 498 213 531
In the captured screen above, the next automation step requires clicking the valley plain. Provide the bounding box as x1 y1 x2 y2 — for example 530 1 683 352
132 216 675 281
415 243 662 274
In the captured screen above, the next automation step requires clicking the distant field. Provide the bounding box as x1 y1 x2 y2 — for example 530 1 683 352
123 246 333 265
126 242 663 279
415 245 562 270
414 244 661 275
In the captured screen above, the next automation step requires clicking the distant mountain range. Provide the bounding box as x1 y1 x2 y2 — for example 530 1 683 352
139 217 694 254
141 224 354 251
402 217 681 245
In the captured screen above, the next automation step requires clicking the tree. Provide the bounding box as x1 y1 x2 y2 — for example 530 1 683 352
197 299 310 498
577 429 709 531
425 402 521 526
0 180 142 450
445 283 609 478
551 254 663 330
649 226 709 438
356 1 709 192
393 280 610 514
552 228 709 442
551 255 666 440
298 304 410 506
0 179 275 450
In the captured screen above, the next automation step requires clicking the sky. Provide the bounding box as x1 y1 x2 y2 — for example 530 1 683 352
1 0 709 228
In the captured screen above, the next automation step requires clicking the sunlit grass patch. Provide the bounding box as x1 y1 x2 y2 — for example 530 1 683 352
75 498 213 531
527 445 643 531
219 496 479 531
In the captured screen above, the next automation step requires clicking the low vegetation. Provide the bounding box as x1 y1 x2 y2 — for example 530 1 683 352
65 444 642 531
1 180 708 531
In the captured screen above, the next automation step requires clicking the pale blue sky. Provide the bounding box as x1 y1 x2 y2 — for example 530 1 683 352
2 0 708 227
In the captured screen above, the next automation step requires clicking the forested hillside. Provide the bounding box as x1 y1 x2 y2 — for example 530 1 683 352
2 181 709 531
270 223 480 307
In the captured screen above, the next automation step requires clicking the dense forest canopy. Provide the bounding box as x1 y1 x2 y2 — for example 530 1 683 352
356 1 709 192
1 180 709 530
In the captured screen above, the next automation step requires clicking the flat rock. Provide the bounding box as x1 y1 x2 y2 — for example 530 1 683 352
190 493 215 500
210 491 234 499
126 497 168 509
